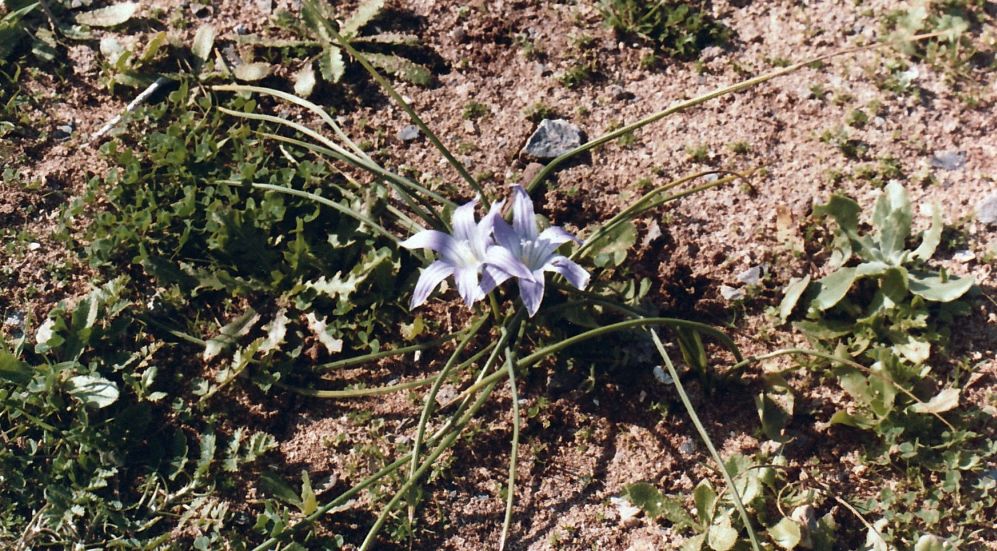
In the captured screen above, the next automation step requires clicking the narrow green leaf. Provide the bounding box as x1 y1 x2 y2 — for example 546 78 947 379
828 409 876 429
67 375 119 408
0 346 31 385
779 275 811 321
873 181 912 261
756 392 791 442
913 534 946 551
260 471 302 506
293 62 317 97
233 62 272 81
908 274 973 302
75 2 138 27
707 513 738 551
910 203 942 261
341 0 385 38
140 31 168 63
768 517 802 550
910 388 959 414
203 308 260 361
192 24 216 67
353 32 419 45
319 45 345 83
364 52 432 86
813 268 857 311
694 479 717 525
195 431 217 480
300 471 317 515
796 319 853 339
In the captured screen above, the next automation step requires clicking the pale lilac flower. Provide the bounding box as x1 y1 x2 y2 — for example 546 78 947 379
492 185 590 317
401 198 533 309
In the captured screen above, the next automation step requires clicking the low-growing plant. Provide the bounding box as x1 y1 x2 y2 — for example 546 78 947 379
0 278 280 547
242 0 433 96
80 81 408 402
884 0 981 67
1 1 147 66
623 450 837 551
779 181 974 367
598 0 733 60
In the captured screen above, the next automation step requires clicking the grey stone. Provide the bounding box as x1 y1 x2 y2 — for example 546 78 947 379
255 0 272 13
952 250 975 263
737 265 762 285
53 123 73 141
719 285 745 301
521 119 582 161
930 150 966 171
397 125 420 142
606 84 633 101
977 193 997 226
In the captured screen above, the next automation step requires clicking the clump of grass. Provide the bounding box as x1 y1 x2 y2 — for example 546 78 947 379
729 141 752 155
847 108 870 128
462 101 489 120
559 60 598 88
598 0 733 60
524 102 557 123
686 144 710 163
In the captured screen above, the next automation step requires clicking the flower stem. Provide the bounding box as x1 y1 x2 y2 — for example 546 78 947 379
648 329 762 551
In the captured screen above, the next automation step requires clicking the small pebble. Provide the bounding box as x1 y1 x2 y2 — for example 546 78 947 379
976 193 997 226
679 440 696 454
719 285 744 301
606 84 634 101
610 496 641 525
736 265 762 285
27 242 41 251
3 312 24 328
952 250 975 263
53 123 73 141
397 125 420 142
521 119 582 161
930 151 966 171
652 365 672 385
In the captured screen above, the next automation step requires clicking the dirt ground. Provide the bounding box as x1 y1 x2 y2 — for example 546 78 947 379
2 0 996 549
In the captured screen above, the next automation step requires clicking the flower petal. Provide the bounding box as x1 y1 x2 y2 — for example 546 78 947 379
454 267 484 307
492 217 522 256
484 244 534 281
511 185 538 241
400 230 457 256
546 256 590 290
451 197 479 242
538 226 581 246
469 199 503 258
478 199 505 238
410 261 454 309
517 277 546 317
479 265 511 295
